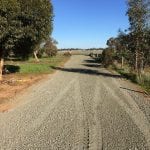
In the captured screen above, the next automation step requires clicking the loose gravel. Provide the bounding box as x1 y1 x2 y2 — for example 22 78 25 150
0 55 150 150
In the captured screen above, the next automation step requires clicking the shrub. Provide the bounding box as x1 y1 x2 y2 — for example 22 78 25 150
45 47 57 57
102 48 114 67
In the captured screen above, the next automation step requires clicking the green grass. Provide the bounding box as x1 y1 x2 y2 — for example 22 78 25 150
5 55 69 74
19 63 53 74
138 75 150 93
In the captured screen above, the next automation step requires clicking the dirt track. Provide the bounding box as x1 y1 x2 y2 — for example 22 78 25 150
0 55 150 149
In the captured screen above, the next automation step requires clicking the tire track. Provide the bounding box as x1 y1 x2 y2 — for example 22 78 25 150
102 81 150 148
88 76 102 150
75 74 102 150
74 79 90 149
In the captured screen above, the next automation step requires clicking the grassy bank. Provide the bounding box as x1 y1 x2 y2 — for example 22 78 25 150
112 65 150 94
5 54 69 75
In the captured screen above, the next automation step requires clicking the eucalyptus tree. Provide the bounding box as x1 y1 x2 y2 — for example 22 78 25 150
0 0 54 80
127 0 149 73
15 0 54 61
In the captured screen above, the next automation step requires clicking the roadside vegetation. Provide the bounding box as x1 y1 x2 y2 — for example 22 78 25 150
101 0 150 93
4 55 69 75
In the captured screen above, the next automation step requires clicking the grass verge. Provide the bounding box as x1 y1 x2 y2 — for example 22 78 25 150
112 65 150 94
5 54 69 74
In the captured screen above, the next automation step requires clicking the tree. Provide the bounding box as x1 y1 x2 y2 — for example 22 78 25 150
0 0 22 80
0 0 54 80
127 0 149 73
15 0 54 61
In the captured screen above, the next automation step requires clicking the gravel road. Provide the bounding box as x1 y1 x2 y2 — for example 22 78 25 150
0 55 150 150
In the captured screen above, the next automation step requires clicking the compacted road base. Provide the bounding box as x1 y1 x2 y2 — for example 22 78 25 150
0 55 150 150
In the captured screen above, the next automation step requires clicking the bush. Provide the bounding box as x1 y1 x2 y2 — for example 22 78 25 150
45 48 57 57
102 48 114 67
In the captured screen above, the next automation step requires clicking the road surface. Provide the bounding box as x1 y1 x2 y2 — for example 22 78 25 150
0 55 150 150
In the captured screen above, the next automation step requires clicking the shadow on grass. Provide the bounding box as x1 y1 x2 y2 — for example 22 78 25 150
51 66 122 78
4 65 20 74
116 69 137 83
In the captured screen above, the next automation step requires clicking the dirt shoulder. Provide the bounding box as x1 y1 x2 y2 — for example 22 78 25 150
0 55 70 112
0 74 49 112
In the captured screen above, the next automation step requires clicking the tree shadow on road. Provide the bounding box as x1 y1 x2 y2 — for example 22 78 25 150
83 58 102 68
52 66 122 78
84 59 100 64
82 64 102 68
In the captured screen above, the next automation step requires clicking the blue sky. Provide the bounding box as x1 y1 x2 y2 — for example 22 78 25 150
52 0 129 49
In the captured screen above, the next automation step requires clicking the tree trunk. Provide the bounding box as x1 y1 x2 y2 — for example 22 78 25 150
135 50 138 72
34 50 40 62
0 57 4 81
121 56 124 68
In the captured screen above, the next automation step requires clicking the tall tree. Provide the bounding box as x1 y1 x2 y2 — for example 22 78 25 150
127 0 149 73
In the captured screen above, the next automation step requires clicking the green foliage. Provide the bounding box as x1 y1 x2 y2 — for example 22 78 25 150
138 74 150 93
127 0 148 32
14 0 53 58
0 0 22 57
113 66 150 93
126 0 150 71
0 0 53 59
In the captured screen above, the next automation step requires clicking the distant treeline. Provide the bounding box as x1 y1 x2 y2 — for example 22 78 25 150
59 48 104 51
